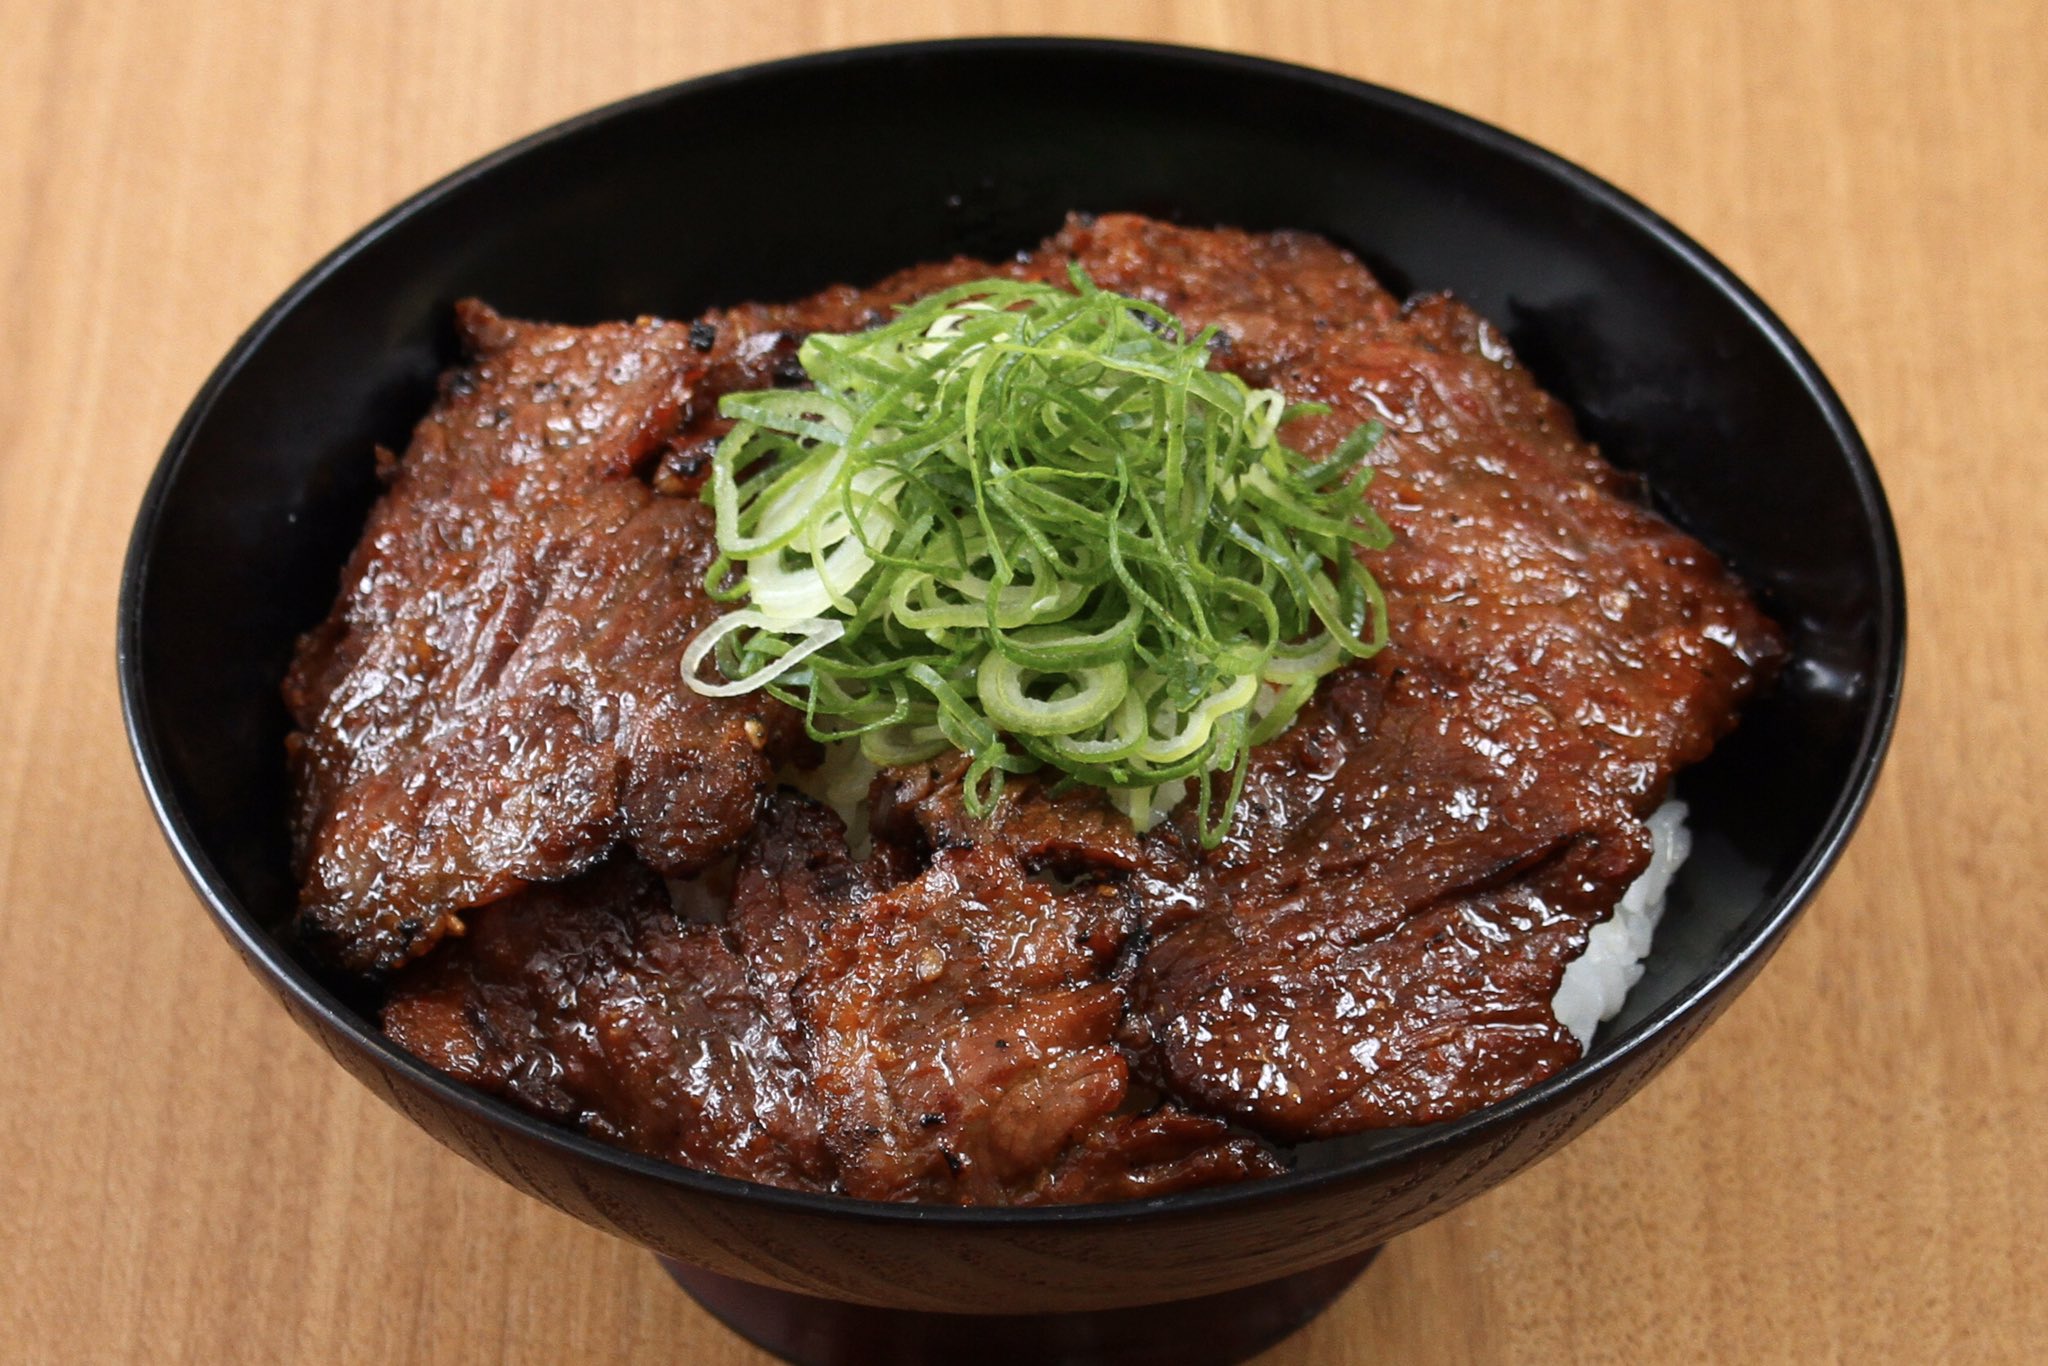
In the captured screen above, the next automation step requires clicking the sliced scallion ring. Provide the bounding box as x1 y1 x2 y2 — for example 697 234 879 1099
683 269 1391 842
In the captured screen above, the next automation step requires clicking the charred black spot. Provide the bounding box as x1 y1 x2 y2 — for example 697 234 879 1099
667 446 713 478
689 321 718 352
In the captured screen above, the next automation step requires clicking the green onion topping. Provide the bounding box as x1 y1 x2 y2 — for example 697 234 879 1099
684 269 1392 845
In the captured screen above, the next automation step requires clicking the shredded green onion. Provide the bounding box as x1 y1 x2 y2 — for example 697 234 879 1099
684 268 1392 845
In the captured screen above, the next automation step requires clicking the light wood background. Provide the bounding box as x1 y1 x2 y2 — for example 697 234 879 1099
2 2 2041 1361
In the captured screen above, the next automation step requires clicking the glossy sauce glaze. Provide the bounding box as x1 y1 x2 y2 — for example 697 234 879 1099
290 214 1782 1202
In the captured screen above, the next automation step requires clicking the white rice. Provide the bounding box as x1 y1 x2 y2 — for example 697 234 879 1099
788 743 882 857
1550 800 1690 1050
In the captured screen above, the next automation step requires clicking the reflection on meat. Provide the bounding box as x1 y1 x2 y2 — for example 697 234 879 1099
731 774 1273 1204
341 212 1782 1200
1052 215 1779 811
287 262 1019 976
384 787 1277 1204
649 259 1001 497
1134 661 1658 1136
1045 215 1782 1135
381 858 832 1189
284 304 804 974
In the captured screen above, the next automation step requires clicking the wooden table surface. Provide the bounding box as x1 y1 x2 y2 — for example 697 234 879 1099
2 2 2042 1361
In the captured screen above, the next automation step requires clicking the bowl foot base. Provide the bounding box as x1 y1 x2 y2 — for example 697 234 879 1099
658 1246 1379 1366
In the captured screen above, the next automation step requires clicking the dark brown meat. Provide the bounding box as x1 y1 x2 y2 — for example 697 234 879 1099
1130 661 1656 1136
288 262 1017 976
726 783 1278 1204
1035 214 1783 1136
1054 216 1781 805
349 212 1782 1198
383 791 1276 1204
284 303 806 974
649 260 1002 496
381 858 832 1189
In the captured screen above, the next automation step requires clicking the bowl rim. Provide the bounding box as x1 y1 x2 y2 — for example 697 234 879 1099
117 35 1906 1228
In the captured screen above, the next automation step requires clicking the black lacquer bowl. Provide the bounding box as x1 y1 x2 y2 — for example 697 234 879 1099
119 39 1903 1366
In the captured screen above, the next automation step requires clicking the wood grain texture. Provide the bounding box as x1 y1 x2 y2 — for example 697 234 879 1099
0 0 2041 1360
